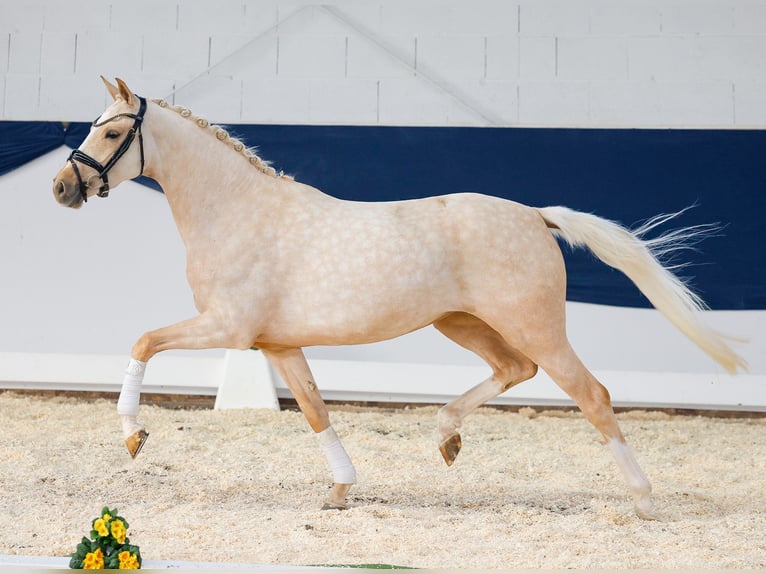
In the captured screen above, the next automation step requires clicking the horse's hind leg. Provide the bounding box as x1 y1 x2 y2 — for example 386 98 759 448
531 342 656 519
433 313 538 466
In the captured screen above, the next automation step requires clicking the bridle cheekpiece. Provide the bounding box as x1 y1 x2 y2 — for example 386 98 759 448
68 96 147 203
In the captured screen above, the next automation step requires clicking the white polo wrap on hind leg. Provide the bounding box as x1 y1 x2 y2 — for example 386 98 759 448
117 358 146 417
317 426 356 485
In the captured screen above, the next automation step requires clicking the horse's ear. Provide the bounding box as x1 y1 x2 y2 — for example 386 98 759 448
115 77 135 106
101 76 121 101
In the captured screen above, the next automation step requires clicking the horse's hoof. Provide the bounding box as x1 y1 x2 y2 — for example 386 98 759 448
634 495 659 521
322 482 352 510
321 501 348 511
439 433 462 466
125 429 149 459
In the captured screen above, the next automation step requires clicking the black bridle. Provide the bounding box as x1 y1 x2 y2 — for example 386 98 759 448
68 96 147 203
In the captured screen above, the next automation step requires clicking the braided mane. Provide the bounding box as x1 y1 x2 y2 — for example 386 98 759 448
153 99 293 180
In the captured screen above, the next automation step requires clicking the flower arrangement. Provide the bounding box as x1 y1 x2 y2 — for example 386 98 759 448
69 507 142 569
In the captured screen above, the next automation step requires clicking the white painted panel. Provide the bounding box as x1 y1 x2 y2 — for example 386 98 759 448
485 35 519 81
660 2 736 35
590 80 736 128
177 0 250 35
378 0 517 36
242 0 281 33
42 1 111 33
557 36 628 81
241 77 310 123
173 75 243 123
377 77 478 126
276 4 346 36
628 36 697 82
733 2 766 34
0 3 45 34
141 32 210 79
0 352 222 395
588 81 662 127
208 33 278 80
519 1 590 35
693 36 766 82
214 350 279 410
734 82 766 126
307 78 379 124
109 0 178 36
38 74 108 121
518 81 590 126
416 35 487 81
588 2 662 35
460 80 519 125
654 81 734 127
518 36 556 81
122 74 177 105
277 34 347 78
346 34 416 79
2 74 39 119
8 32 41 74
0 31 9 73
39 32 76 76
75 31 143 78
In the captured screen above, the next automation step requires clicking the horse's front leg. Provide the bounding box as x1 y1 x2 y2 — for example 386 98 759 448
118 312 249 458
261 347 356 510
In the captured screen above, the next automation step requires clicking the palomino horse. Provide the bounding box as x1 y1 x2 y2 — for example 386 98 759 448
53 78 745 520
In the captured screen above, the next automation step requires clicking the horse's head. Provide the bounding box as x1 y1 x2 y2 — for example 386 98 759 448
53 77 147 208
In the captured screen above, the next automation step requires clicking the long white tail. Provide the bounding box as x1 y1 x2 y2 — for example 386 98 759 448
537 205 746 374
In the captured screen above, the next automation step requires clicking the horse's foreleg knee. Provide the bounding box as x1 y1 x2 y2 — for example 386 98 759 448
117 357 149 458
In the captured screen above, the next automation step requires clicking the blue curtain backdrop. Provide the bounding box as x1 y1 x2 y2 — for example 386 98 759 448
2 121 763 310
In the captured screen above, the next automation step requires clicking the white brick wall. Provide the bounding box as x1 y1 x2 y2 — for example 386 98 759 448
2 0 766 126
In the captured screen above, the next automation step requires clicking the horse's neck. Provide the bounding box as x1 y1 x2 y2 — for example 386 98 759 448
144 106 282 243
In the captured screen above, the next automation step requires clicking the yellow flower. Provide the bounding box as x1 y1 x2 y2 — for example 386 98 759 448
102 512 112 521
110 519 127 544
83 548 104 569
93 518 109 537
118 550 139 569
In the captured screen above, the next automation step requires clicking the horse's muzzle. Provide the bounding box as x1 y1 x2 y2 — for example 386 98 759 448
52 175 84 209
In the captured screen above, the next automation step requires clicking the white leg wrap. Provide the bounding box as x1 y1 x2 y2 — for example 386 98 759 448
117 358 146 417
317 426 357 485
608 438 651 494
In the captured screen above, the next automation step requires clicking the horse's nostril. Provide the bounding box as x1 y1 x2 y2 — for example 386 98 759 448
54 180 65 197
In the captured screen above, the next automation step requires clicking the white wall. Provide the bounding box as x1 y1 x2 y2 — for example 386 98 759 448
2 0 766 127
1 1 764 409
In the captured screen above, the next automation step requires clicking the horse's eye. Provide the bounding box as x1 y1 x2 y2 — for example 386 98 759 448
105 130 120 140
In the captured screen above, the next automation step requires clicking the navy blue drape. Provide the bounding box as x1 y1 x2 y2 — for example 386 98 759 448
0 121 66 175
221 125 765 311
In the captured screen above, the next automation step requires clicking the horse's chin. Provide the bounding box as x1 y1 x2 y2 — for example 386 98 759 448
62 196 84 209
55 191 85 209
